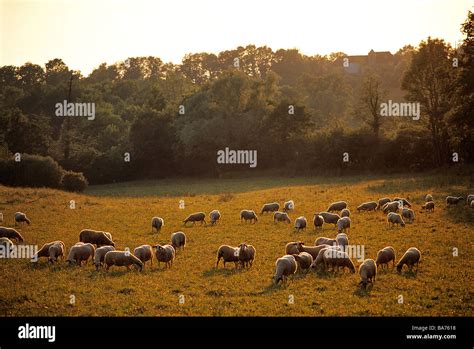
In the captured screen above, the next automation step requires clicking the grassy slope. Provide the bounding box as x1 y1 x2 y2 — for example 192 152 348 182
0 175 472 316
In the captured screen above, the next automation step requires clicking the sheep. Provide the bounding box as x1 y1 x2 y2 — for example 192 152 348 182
336 233 348 250
294 216 307 232
274 211 291 224
357 201 378 212
375 246 396 270
209 210 221 225
310 246 340 270
283 200 295 212
327 201 347 212
134 245 154 267
104 250 143 272
377 198 391 210
319 212 341 226
34 241 65 263
151 217 164 232
340 208 350 217
0 237 13 256
171 231 186 251
183 212 206 226
425 194 434 202
285 241 302 255
215 245 240 268
393 197 412 207
359 259 377 289
315 237 338 247
79 229 115 247
67 243 95 266
261 202 280 214
238 243 256 268
311 248 355 273
154 244 175 269
93 245 115 270
336 216 351 234
401 208 415 223
240 210 258 224
387 212 405 228
467 194 474 206
293 252 313 272
396 247 421 273
446 196 464 206
296 242 332 259
382 201 401 214
471 200 474 209
313 214 324 229
14 212 31 225
421 201 435 212
0 227 24 243
273 255 298 285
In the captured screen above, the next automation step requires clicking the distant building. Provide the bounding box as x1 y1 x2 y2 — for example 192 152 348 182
336 50 394 74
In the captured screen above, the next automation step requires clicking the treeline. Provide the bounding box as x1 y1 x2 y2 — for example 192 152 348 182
0 12 472 188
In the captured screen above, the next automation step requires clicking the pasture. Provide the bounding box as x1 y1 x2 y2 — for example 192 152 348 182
0 174 473 316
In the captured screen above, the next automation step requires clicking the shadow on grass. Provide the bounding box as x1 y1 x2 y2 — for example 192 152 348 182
202 266 246 278
354 284 374 297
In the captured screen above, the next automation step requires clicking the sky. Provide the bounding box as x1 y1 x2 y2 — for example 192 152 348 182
1 0 472 76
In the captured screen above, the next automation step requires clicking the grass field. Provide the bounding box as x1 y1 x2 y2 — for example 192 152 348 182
0 174 473 316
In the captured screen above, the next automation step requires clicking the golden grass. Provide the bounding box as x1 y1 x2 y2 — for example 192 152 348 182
0 177 472 316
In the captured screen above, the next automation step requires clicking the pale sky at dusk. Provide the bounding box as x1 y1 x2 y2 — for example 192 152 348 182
1 0 472 75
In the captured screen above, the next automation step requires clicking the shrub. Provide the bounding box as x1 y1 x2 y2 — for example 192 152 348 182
60 171 89 192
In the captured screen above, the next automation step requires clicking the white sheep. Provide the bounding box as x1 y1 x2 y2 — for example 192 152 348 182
327 201 347 212
377 198 391 210
421 201 435 212
357 201 378 212
283 200 295 212
375 246 396 270
446 196 464 206
14 212 31 225
387 212 405 228
401 208 415 224
336 216 351 234
340 208 350 217
294 216 307 232
425 194 434 202
319 212 340 226
273 255 298 285
359 259 377 289
209 210 221 225
313 214 324 229
151 217 164 232
396 247 421 273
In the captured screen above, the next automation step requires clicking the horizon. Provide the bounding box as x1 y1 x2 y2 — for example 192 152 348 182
1 0 472 76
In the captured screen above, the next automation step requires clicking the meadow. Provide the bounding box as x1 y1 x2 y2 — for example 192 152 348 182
0 173 473 317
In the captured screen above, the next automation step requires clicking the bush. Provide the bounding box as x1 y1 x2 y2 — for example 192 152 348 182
0 154 63 188
60 171 88 192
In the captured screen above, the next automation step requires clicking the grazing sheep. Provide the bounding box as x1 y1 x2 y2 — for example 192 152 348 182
154 244 175 269
296 242 332 259
238 243 256 268
336 233 348 250
183 212 207 226
425 194 434 202
467 194 474 206
375 246 396 270
67 243 95 266
285 241 302 255
393 197 412 207
377 198 391 210
357 201 378 212
93 245 115 270
359 259 377 289
215 245 240 268
261 202 280 214
396 247 421 273
310 246 340 270
340 208 350 217
151 217 164 232
319 212 341 226
134 245 154 267
312 248 355 273
171 231 186 251
387 212 405 228
315 237 338 247
274 211 291 224
313 214 324 229
446 196 464 206
79 229 115 247
327 201 347 212
240 210 258 224
336 217 351 234
0 237 14 256
421 201 435 212
293 252 313 272
382 201 401 214
294 216 307 232
209 210 221 225
104 251 143 272
402 208 415 223
0 227 24 243
273 255 298 285
283 200 295 212
14 212 31 225
35 241 65 263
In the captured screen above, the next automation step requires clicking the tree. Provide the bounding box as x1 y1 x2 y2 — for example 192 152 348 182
356 75 385 139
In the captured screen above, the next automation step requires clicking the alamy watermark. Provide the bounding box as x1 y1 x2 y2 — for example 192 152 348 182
55 100 96 120
217 147 257 168
380 100 420 120
0 244 38 261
